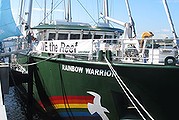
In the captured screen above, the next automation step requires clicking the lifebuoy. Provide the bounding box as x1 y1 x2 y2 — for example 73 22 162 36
164 56 176 66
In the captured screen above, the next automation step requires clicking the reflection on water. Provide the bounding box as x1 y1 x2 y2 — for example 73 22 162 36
4 87 42 120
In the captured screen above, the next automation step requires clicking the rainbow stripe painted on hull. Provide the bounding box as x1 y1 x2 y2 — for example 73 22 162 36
38 96 102 119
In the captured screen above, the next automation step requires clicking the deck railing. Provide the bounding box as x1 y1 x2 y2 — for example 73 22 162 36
91 38 178 64
0 37 178 65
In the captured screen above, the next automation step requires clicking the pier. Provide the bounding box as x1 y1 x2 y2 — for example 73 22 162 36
0 63 9 120
0 86 7 120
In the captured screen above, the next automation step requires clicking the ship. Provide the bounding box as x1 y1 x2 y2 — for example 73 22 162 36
10 0 179 120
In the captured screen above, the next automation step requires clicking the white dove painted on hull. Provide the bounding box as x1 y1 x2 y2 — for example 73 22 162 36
87 91 110 120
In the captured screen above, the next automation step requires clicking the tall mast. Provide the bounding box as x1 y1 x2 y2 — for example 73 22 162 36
19 0 24 32
103 0 109 24
50 0 53 23
19 0 24 25
66 0 72 22
27 0 33 31
162 0 178 45
44 0 46 24
64 0 67 20
125 0 136 37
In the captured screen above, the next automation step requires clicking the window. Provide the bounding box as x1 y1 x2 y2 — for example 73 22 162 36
48 33 56 40
104 35 112 39
114 35 119 39
112 40 117 44
70 34 80 39
58 33 68 40
82 34 92 39
94 35 103 39
104 35 113 44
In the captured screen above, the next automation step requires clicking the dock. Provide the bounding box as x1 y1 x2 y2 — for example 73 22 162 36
0 90 7 120
0 63 8 120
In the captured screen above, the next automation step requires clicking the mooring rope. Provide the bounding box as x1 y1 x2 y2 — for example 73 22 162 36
11 53 60 68
104 56 154 120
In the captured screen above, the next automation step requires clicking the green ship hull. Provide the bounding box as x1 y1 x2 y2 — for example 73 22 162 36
5 0 179 119
12 54 179 120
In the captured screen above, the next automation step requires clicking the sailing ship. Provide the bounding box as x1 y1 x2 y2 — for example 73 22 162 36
0 0 22 40
10 0 179 120
0 0 29 64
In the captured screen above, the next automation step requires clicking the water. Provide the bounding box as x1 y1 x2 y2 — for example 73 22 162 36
4 87 43 120
4 87 26 120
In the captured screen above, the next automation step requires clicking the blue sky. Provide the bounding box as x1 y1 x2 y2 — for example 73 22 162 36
10 0 179 38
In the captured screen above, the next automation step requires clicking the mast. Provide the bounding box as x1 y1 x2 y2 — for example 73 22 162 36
162 0 178 46
26 0 33 31
103 0 109 24
44 0 46 24
27 0 33 29
125 0 136 38
50 0 53 23
66 0 72 22
19 0 24 32
64 0 67 21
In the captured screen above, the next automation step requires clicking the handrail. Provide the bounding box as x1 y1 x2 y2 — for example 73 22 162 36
92 38 178 64
1 37 178 65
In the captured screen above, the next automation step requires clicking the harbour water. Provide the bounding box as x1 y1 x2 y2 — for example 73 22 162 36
4 86 43 120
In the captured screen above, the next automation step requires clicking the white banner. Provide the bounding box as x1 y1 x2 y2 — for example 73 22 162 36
36 40 93 54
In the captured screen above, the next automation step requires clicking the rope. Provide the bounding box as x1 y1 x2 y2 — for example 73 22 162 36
104 56 154 120
11 53 60 68
39 0 64 24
